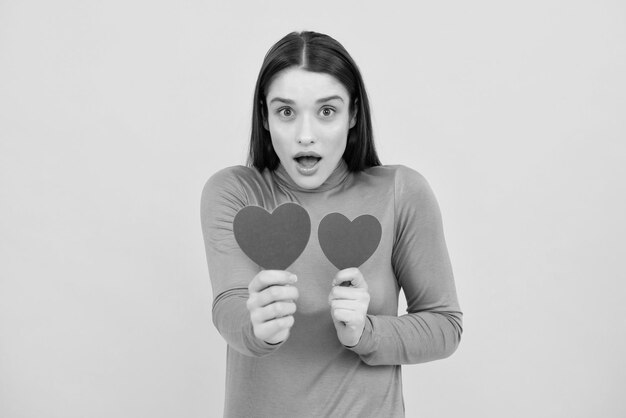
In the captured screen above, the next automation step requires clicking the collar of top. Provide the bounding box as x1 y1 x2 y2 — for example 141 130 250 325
272 159 350 193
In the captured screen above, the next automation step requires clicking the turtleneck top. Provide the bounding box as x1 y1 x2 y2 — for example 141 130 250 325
200 161 462 418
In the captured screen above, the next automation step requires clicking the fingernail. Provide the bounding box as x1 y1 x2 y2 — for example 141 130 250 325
290 274 297 282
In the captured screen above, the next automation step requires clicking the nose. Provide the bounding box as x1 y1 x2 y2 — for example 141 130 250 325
297 114 315 144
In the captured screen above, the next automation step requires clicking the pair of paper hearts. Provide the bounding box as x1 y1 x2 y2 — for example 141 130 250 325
233 203 382 270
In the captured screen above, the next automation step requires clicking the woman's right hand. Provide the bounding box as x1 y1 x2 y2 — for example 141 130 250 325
246 270 299 345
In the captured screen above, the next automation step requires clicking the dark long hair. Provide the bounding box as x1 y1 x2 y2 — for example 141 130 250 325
247 31 381 172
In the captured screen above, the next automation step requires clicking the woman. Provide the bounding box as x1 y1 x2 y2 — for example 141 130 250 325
201 31 462 418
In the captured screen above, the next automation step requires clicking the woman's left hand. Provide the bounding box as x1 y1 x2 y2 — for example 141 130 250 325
328 267 370 347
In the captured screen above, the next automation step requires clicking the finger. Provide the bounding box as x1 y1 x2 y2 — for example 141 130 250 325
247 285 299 310
330 299 361 312
331 308 357 324
255 315 295 337
328 286 369 302
332 268 367 289
249 270 297 293
264 328 289 345
251 301 297 323
254 284 299 307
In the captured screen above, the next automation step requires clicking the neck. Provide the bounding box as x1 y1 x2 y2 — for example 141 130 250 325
272 159 350 193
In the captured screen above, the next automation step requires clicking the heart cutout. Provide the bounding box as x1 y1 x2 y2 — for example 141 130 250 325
233 203 311 270
318 213 382 270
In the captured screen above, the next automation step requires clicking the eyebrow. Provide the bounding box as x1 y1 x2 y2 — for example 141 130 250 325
268 95 345 105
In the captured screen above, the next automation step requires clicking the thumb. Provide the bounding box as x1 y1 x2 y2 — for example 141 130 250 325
332 267 367 289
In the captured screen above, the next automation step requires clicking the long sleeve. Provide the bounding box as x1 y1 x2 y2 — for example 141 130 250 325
347 166 463 365
200 167 283 357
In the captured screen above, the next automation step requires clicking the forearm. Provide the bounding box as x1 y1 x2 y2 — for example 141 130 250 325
346 310 463 366
212 287 283 357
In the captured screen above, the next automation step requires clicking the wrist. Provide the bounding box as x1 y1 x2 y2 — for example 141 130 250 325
343 325 365 348
343 316 377 356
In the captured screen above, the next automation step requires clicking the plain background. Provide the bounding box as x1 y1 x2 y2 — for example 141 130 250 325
1 1 625 417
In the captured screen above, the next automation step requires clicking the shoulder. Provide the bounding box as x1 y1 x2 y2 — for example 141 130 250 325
203 165 259 188
201 165 261 207
364 164 431 195
367 165 441 222
202 165 261 193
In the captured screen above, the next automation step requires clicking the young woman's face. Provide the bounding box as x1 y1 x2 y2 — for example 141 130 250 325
264 67 356 189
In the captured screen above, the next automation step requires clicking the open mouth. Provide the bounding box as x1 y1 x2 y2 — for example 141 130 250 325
294 156 321 168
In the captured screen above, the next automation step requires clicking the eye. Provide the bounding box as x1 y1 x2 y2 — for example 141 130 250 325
320 107 335 118
277 107 294 118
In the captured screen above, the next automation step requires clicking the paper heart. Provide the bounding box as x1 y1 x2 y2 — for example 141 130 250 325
318 213 382 270
233 203 311 270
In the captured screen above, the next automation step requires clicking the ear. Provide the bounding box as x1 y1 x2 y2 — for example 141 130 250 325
349 98 358 129
261 100 269 130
